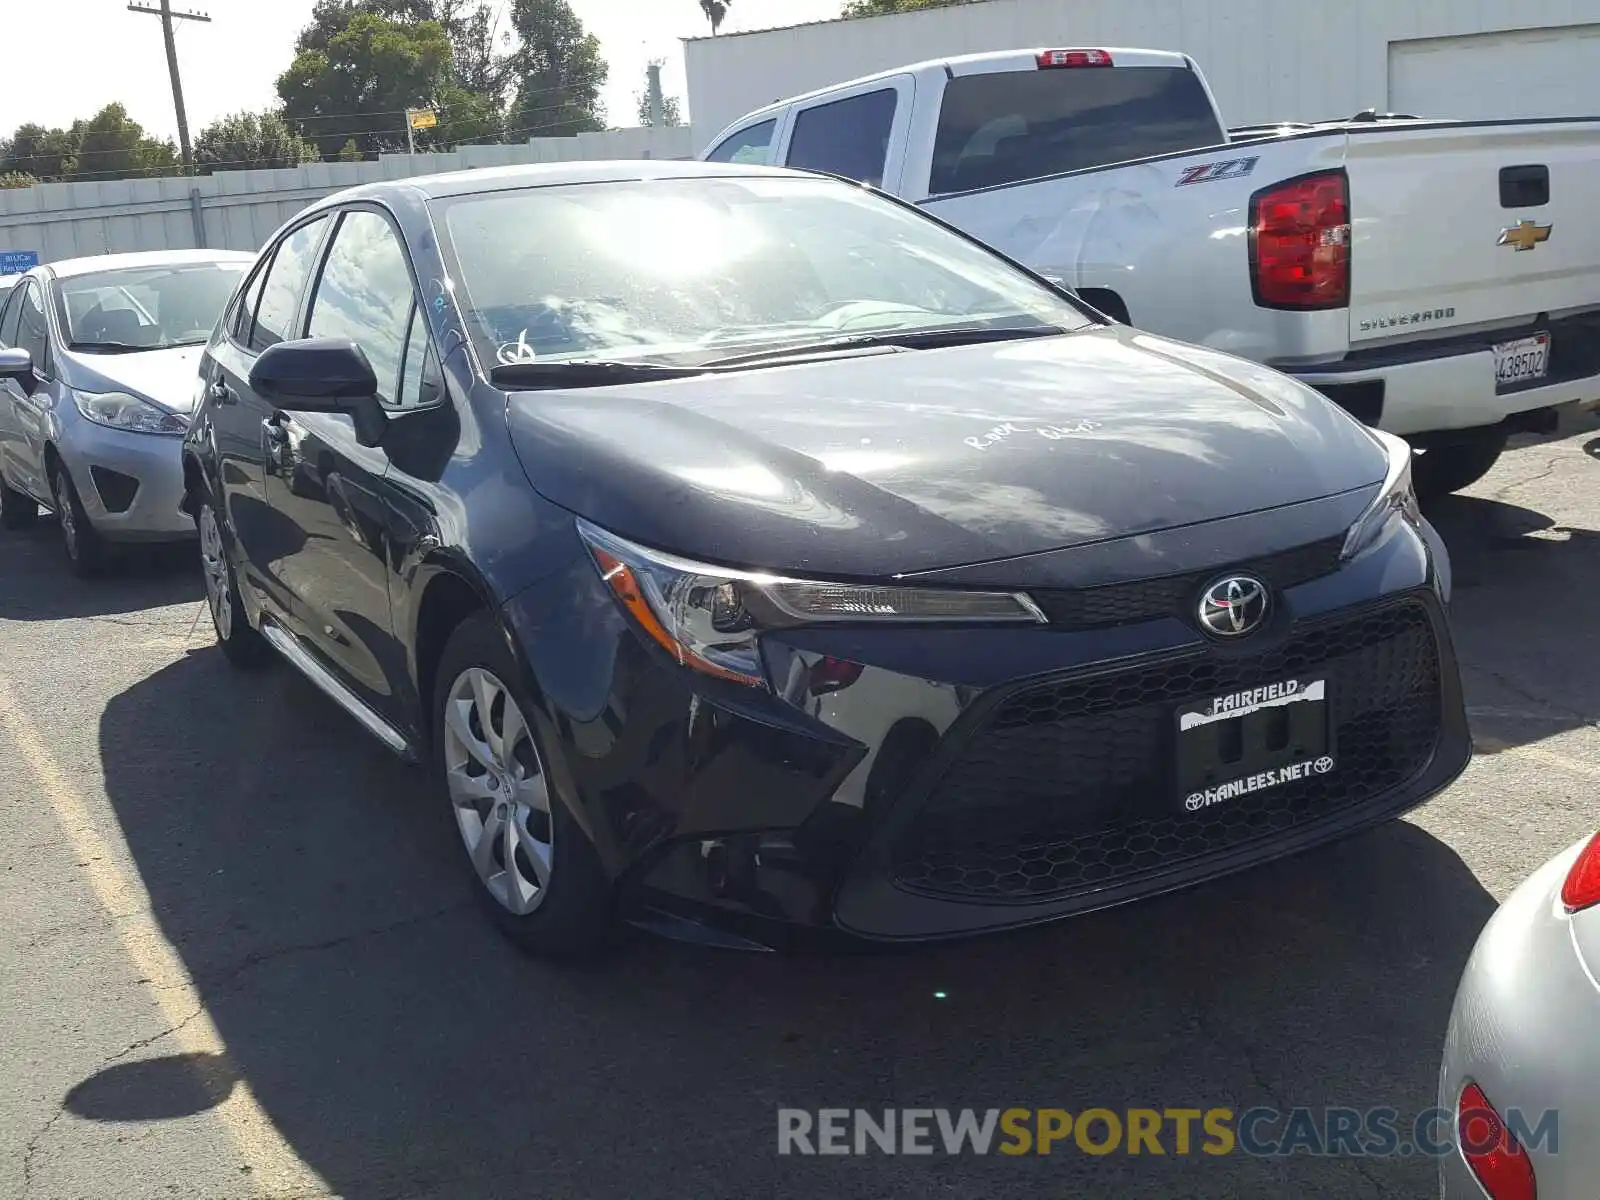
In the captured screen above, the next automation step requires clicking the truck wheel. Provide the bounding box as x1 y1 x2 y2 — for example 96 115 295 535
1413 430 1508 499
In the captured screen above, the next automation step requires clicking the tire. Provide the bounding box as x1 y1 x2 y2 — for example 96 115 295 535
0 471 37 529
197 498 272 668
433 614 613 957
1413 430 1508 499
49 461 109 577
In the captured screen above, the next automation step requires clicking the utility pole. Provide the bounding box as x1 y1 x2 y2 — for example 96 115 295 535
646 63 666 129
128 2 212 176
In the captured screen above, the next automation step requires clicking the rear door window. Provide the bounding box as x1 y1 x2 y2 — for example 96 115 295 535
786 89 899 187
931 66 1225 194
250 215 330 352
706 119 778 165
0 283 23 345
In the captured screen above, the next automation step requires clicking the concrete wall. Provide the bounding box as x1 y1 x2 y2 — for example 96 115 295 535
685 0 1600 150
0 126 696 267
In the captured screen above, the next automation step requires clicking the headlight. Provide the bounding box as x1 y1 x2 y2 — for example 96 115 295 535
577 520 1046 688
1341 429 1420 560
72 390 188 436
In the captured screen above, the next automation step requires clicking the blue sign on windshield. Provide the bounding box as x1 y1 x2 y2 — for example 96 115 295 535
0 250 40 276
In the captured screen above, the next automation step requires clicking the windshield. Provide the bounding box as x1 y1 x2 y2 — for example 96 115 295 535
56 261 247 351
434 175 1092 372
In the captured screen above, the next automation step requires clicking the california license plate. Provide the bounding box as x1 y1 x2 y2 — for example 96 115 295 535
1494 332 1550 389
1175 677 1332 813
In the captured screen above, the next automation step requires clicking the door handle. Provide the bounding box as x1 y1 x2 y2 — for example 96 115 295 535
261 417 290 475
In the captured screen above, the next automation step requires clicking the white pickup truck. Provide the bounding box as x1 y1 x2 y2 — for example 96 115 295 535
701 48 1600 494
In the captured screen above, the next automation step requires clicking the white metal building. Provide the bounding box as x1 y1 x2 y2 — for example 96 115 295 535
684 0 1600 150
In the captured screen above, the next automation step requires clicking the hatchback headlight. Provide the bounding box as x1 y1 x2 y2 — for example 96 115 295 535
577 520 1046 688
72 389 188 436
1341 429 1420 560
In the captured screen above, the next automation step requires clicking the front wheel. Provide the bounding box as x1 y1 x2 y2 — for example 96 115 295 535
198 500 271 668
50 462 108 577
1413 429 1508 498
433 615 613 958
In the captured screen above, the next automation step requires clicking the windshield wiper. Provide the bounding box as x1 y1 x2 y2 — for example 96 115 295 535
700 323 1066 368
489 359 707 390
68 341 156 354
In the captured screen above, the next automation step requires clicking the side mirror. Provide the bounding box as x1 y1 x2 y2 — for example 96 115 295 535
0 346 34 385
249 338 386 448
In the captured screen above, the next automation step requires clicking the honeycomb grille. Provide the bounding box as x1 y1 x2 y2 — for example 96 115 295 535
890 600 1442 903
1029 536 1345 630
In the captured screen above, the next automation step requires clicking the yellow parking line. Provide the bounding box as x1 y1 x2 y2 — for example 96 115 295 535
0 671 317 1194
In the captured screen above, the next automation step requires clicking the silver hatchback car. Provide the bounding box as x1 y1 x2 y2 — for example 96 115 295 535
0 249 252 573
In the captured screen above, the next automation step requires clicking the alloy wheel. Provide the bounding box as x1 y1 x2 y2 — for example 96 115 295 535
198 505 232 641
442 667 553 915
53 471 78 559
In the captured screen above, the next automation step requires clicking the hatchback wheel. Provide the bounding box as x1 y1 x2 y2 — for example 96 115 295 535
0 472 37 530
198 500 271 667
50 463 108 576
434 615 612 956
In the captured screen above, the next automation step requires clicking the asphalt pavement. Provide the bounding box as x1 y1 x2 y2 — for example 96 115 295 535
2 414 1597 1200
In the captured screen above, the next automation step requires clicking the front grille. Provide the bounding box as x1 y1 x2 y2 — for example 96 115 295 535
1029 535 1344 630
890 600 1442 903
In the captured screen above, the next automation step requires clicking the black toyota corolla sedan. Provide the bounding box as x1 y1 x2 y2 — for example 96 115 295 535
181 161 1469 954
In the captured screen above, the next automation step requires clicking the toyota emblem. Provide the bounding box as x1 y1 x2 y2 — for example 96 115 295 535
1197 575 1270 637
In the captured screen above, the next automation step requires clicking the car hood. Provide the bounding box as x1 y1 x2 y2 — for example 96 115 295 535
62 344 206 414
504 326 1388 578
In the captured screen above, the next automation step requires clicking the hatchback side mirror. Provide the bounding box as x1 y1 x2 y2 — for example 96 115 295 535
249 337 387 447
0 346 34 385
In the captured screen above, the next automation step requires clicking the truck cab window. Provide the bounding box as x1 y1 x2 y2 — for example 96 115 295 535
931 67 1225 194
706 119 777 165
786 89 898 187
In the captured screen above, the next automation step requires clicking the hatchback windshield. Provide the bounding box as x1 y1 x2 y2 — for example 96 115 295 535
435 175 1092 371
57 262 247 352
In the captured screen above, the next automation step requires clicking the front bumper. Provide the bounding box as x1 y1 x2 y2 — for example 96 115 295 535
1439 840 1600 1199
58 417 192 541
504 510 1469 948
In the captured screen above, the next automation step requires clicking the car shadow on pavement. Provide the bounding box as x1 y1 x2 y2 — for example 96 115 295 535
0 523 200 621
1424 491 1600 754
87 647 1496 1200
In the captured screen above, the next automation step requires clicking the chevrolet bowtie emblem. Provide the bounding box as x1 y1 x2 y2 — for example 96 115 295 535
1498 220 1553 252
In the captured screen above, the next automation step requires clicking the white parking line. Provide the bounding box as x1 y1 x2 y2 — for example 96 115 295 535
0 670 318 1194
1475 735 1600 781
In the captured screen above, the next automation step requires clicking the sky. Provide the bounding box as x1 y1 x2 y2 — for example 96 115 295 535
5 0 843 143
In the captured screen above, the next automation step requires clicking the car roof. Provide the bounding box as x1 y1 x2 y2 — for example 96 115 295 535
45 248 257 279
318 158 807 206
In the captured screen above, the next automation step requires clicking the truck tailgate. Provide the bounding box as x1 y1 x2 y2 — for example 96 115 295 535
1347 120 1600 345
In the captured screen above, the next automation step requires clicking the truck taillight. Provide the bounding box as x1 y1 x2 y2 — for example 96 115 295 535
1037 49 1113 68
1249 170 1350 310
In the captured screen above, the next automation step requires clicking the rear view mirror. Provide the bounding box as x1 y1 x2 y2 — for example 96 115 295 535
249 338 386 447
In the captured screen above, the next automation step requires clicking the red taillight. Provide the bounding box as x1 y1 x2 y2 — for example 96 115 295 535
1457 1083 1537 1200
1037 48 1113 68
1249 171 1350 309
1561 831 1600 911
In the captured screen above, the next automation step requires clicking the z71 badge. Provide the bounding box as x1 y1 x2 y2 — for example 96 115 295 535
1175 156 1259 187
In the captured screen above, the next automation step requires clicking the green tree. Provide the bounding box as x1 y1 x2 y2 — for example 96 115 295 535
635 62 685 128
278 12 455 159
700 0 729 34
194 110 320 173
842 0 977 15
338 138 366 162
0 171 38 190
1 123 80 180
505 0 607 138
70 104 177 181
